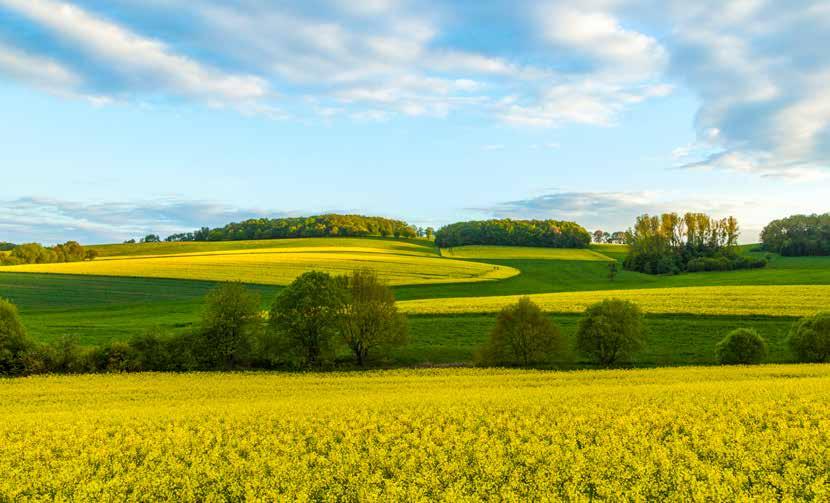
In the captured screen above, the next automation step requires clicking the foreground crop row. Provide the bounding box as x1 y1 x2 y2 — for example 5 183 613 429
1 365 829 500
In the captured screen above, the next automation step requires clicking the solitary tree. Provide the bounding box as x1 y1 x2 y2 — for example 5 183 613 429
716 328 767 365
607 262 618 281
338 269 407 366
788 312 830 363
0 298 33 376
477 297 566 366
199 282 262 368
269 271 346 367
576 299 644 366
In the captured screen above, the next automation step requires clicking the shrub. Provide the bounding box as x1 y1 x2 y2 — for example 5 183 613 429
128 329 173 371
0 298 33 376
338 269 407 366
476 297 565 366
197 282 262 369
163 332 200 371
576 299 644 366
48 336 97 374
716 329 767 364
269 271 347 367
788 312 830 363
95 341 140 372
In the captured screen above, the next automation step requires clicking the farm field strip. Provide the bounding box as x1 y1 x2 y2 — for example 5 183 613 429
1 365 828 500
94 245 438 261
398 285 830 317
440 245 614 261
89 237 438 257
0 250 519 286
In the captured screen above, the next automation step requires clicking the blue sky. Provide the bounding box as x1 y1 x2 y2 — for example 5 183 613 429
1 0 828 244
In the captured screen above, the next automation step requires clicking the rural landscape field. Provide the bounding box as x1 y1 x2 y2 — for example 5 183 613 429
3 0 830 499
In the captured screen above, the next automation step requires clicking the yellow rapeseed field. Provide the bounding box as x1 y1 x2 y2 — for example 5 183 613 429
1 365 829 500
398 285 830 317
0 247 518 286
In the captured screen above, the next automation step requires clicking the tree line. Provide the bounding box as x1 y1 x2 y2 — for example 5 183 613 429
623 212 766 274
4 285 828 377
435 219 591 249
162 214 418 243
592 230 626 244
761 213 830 256
0 268 408 375
0 241 98 266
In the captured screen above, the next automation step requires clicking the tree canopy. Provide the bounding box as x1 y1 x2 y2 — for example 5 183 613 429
761 213 830 256
434 219 591 249
623 213 764 274
0 241 97 266
164 214 418 242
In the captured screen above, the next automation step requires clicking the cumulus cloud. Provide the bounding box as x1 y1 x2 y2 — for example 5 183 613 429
657 0 830 178
0 0 269 104
0 197 286 244
537 4 667 80
0 0 827 180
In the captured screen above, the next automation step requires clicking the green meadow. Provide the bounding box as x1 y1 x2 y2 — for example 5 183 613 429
1 236 826 366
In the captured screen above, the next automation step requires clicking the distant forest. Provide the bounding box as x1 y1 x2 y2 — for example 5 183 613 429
761 213 830 256
163 214 418 242
434 219 591 249
0 241 97 266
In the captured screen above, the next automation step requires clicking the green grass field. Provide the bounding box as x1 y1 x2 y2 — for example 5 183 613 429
1 237 828 366
441 245 612 261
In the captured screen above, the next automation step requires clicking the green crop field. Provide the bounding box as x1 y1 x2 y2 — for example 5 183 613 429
1 237 829 366
441 245 613 261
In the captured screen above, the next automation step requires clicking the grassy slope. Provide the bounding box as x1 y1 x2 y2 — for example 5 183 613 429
395 245 830 300
404 314 799 366
1 239 828 365
2 238 517 287
441 245 612 261
89 236 440 257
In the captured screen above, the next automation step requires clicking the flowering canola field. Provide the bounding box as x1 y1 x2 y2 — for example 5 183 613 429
2 365 829 501
399 285 830 317
0 247 517 286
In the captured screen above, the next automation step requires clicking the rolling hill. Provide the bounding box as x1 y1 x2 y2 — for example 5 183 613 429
0 236 828 365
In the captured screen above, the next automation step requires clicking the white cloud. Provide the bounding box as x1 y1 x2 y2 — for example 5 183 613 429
538 4 668 80
0 43 81 91
0 0 269 102
0 197 283 244
500 81 671 127
659 0 830 178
